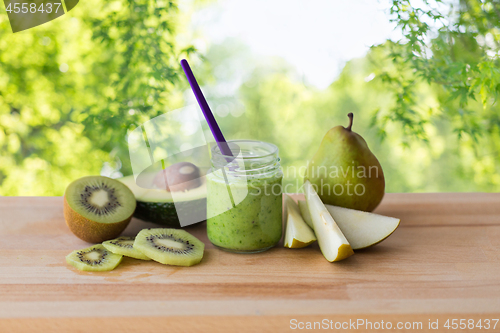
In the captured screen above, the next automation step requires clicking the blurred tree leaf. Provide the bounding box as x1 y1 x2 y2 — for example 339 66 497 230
375 0 500 145
0 0 197 195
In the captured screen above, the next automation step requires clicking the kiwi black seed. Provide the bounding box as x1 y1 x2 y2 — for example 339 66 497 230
66 244 123 272
102 237 151 260
133 228 204 266
80 183 121 216
64 176 136 243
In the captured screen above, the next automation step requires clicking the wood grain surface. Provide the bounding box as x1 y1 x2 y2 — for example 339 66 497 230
1 193 500 332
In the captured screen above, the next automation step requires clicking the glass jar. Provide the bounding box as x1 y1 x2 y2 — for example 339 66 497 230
206 140 283 253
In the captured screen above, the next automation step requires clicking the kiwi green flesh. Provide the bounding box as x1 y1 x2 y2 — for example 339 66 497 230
102 237 151 260
118 175 206 203
133 228 204 267
65 176 136 223
66 244 123 272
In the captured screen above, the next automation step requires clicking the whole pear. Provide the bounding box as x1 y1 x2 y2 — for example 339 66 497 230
304 113 384 212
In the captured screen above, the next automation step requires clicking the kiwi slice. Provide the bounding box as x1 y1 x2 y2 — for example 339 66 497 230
66 244 123 271
64 176 137 243
103 237 151 260
134 228 205 267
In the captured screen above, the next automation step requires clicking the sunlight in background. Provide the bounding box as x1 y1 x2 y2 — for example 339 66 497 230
2 0 499 195
174 0 500 194
189 0 400 88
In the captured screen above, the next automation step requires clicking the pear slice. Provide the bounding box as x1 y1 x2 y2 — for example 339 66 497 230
298 200 314 229
298 199 400 250
325 204 400 250
303 181 354 262
284 195 316 248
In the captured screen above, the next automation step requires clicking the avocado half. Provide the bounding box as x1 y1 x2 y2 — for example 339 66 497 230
118 175 207 228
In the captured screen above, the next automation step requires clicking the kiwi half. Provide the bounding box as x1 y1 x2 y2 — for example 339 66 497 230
64 176 136 243
134 228 204 266
66 244 123 271
103 237 151 260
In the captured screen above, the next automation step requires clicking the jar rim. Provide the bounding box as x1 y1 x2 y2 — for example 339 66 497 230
211 140 279 159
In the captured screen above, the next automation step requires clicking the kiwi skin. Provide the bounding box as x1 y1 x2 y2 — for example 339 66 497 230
63 196 132 243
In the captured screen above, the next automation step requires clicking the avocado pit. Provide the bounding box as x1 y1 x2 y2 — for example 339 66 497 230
154 162 202 192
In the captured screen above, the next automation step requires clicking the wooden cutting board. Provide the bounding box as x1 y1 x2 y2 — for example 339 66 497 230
1 193 500 332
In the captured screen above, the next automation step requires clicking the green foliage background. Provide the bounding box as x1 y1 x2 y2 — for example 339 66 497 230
0 0 196 194
0 0 499 195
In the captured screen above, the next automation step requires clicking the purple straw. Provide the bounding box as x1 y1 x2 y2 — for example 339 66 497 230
180 59 233 157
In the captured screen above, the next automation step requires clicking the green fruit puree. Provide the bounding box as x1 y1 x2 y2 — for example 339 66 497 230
206 171 283 252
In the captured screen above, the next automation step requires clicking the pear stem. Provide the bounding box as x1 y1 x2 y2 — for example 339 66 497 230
347 113 354 131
